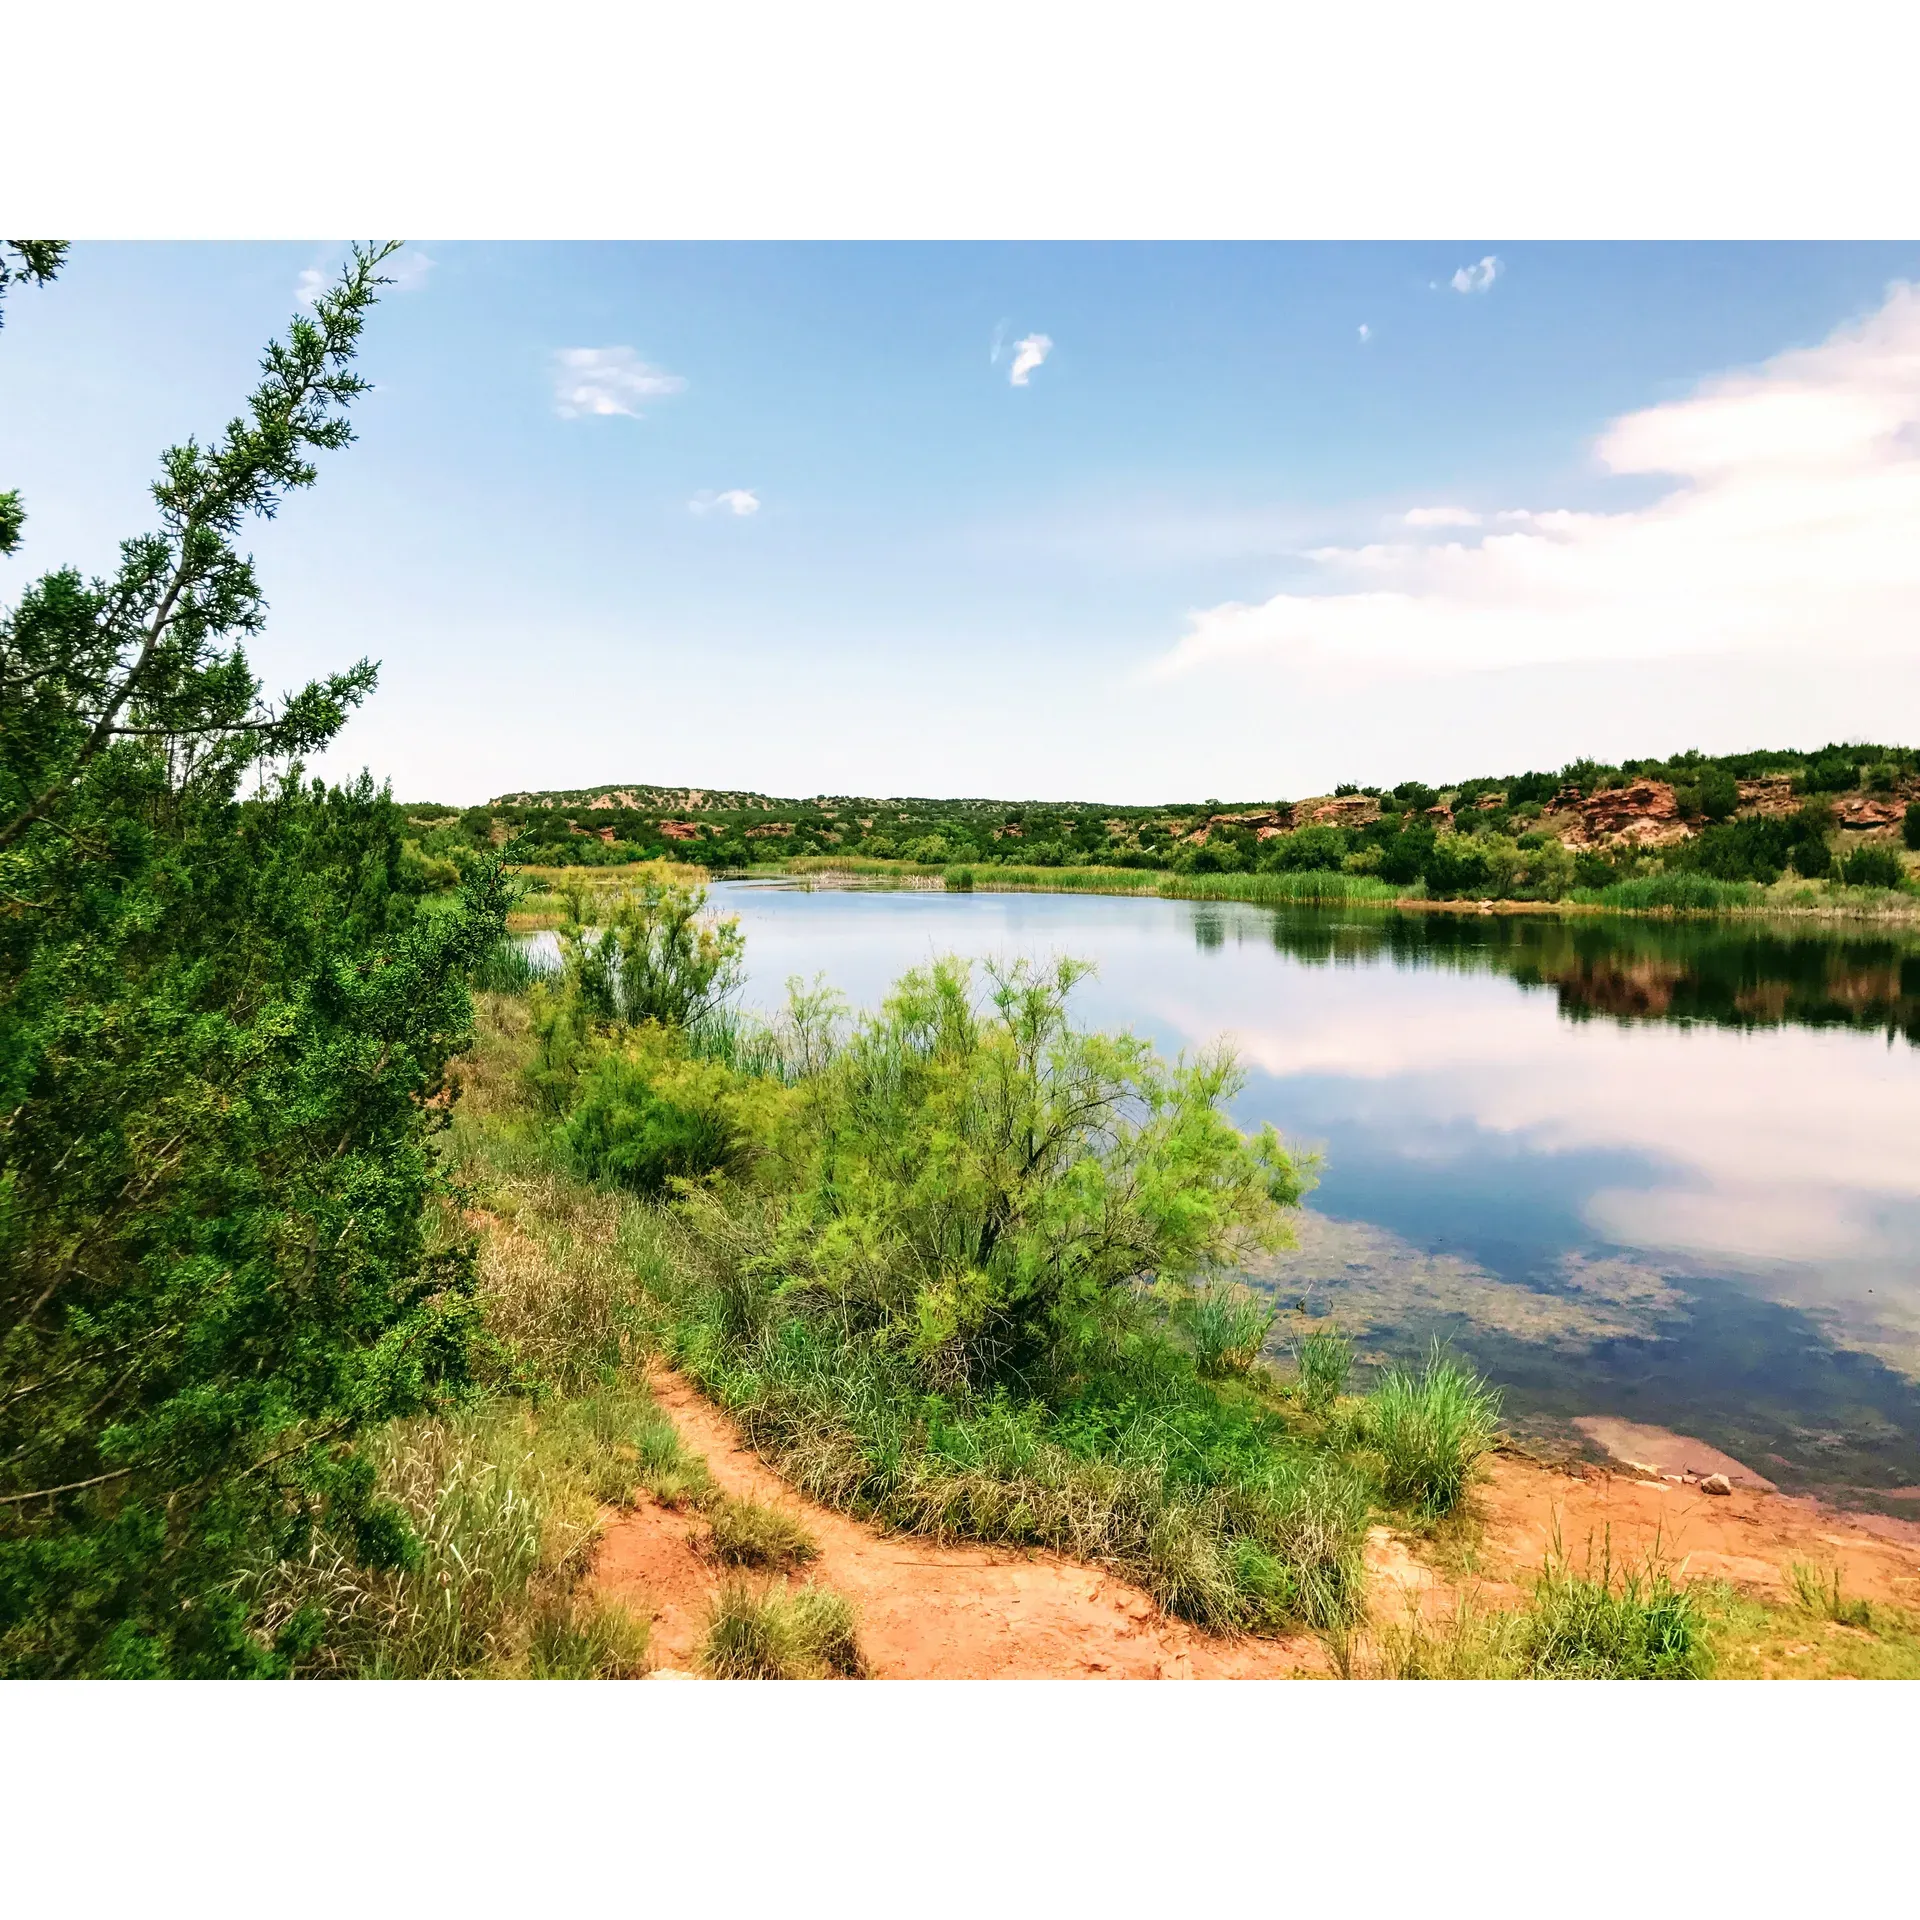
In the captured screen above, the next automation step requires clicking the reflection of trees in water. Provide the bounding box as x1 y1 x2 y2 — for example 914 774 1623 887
1253 908 1920 1043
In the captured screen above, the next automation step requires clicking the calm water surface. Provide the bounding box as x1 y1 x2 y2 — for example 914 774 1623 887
550 883 1920 1504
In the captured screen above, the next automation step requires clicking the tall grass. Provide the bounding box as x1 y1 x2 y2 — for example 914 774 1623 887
1293 1321 1354 1412
472 935 558 995
242 1391 667 1677
1362 1342 1502 1517
1572 872 1765 912
653 1251 1371 1633
1523 1539 1712 1677
1177 1282 1280 1377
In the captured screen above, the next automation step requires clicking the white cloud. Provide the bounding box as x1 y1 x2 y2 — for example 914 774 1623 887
1357 323 1371 344
1008 333 1053 387
690 488 760 517
1401 505 1480 528
1150 282 1920 685
294 266 328 309
389 249 435 292
1450 255 1502 294
551 346 687 420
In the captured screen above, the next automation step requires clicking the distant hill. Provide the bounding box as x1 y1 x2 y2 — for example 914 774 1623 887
404 742 1919 899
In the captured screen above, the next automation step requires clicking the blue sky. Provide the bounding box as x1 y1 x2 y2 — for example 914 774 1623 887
6 241 1920 803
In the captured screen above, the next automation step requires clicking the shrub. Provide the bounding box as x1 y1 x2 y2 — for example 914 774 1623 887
1364 1343 1501 1516
945 864 976 892
1179 1283 1280 1377
704 1496 821 1570
1267 825 1349 872
560 878 745 1029
696 1581 865 1678
760 955 1303 1385
1840 844 1906 890
1905 803 1920 853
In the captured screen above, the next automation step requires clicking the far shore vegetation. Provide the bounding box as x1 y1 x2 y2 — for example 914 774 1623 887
404 745 1920 925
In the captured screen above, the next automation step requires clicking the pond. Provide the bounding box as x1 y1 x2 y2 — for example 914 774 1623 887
534 882 1920 1507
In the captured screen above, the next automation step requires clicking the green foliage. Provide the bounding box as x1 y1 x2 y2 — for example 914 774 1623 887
560 1031 782 1197
760 955 1302 1384
561 878 745 1028
704 1495 821 1570
1905 803 1920 853
944 864 975 892
0 246 510 1677
1840 844 1906 891
697 1580 865 1678
1362 1343 1502 1517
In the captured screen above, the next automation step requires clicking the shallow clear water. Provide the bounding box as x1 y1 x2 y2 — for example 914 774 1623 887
531 884 1920 1504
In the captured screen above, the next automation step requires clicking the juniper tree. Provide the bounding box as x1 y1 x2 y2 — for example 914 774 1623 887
0 244 508 1675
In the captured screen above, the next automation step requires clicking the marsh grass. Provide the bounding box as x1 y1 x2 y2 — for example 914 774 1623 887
704 1495 821 1570
1362 1342 1503 1518
696 1580 865 1678
1293 1321 1354 1412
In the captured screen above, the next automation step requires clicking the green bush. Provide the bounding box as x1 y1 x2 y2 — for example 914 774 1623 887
1840 844 1906 890
1904 803 1920 853
758 955 1302 1384
561 1040 767 1196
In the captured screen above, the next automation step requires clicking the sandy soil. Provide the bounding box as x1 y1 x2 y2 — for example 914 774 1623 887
590 1372 1920 1678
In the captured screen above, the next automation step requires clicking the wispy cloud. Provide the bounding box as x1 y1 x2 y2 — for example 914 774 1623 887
1357 323 1372 344
551 346 687 420
1449 255 1503 295
1148 282 1920 685
690 488 760 517
388 248 435 292
1401 505 1480 528
989 319 1010 365
1008 333 1053 387
294 266 328 309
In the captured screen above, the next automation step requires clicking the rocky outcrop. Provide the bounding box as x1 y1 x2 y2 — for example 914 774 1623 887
1832 795 1907 832
1293 795 1382 830
1737 777 1799 817
1565 780 1690 849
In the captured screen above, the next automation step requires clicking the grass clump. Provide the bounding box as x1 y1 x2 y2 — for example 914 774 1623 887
528 1594 652 1678
696 1581 865 1679
1521 1542 1712 1678
704 1495 821 1570
1179 1282 1280 1377
1788 1559 1875 1630
1362 1342 1502 1517
1293 1320 1353 1412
